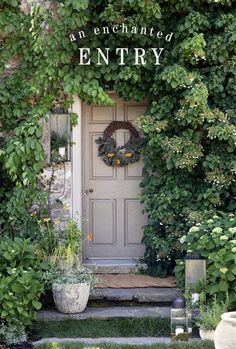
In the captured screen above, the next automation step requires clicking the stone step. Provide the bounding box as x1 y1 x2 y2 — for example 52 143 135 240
90 287 180 303
34 337 172 346
34 337 201 346
37 306 171 321
84 260 142 274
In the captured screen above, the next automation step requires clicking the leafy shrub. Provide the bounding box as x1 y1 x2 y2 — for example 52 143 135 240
176 212 236 307
0 238 45 326
195 297 228 331
0 321 26 345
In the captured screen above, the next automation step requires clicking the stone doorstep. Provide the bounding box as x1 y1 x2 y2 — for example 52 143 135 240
84 262 143 274
90 287 180 303
37 306 171 321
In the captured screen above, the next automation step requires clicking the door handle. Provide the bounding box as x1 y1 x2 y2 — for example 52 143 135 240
84 189 94 195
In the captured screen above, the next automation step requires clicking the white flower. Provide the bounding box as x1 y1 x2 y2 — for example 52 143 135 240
220 235 228 241
189 226 200 233
180 235 187 244
191 293 200 304
207 219 214 224
213 215 219 219
228 227 236 234
220 267 228 274
212 227 223 234
229 213 235 218
232 247 236 253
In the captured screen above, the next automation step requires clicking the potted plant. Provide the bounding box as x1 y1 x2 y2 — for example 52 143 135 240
52 266 94 314
196 298 228 341
214 311 236 349
43 219 95 314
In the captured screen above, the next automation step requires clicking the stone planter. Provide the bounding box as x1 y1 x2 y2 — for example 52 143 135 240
52 283 90 314
214 312 236 349
199 329 215 341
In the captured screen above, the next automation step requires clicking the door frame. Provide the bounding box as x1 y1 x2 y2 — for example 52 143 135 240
71 96 83 229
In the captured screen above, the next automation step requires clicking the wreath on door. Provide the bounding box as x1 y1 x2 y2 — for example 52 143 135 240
95 121 145 167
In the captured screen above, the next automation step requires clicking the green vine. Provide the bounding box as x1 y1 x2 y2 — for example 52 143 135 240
0 0 236 276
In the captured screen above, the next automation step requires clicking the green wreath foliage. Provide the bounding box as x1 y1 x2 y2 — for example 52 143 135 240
0 0 236 276
96 135 144 167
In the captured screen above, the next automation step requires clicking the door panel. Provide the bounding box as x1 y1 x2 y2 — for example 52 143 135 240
125 199 146 245
83 94 147 259
90 199 116 244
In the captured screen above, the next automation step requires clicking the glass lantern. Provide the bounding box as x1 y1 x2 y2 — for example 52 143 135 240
50 112 71 163
185 253 206 314
185 253 206 289
171 297 190 342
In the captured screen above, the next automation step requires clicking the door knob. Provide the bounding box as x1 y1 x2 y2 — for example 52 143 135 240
84 189 94 195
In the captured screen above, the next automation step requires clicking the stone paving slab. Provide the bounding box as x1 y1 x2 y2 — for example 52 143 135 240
85 262 139 274
37 306 171 321
34 337 172 346
90 287 180 303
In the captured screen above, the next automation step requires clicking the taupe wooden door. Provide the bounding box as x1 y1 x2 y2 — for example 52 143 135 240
83 94 147 259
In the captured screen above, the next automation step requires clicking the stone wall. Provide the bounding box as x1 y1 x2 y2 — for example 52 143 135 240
43 162 72 225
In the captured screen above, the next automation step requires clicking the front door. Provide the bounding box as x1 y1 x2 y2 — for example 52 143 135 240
83 94 147 260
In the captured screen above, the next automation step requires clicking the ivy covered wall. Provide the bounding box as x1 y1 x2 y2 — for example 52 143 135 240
0 0 235 276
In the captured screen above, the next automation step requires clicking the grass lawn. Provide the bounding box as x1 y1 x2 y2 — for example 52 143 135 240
36 341 214 349
32 318 174 338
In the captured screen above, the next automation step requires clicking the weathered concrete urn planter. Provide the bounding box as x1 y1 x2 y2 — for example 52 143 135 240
214 312 236 349
52 283 90 314
199 329 215 341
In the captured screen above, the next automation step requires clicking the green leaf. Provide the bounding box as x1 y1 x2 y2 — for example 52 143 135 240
32 300 42 310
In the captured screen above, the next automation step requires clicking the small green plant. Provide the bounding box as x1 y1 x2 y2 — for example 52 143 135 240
195 297 228 331
0 238 45 327
172 332 190 342
51 219 84 270
0 321 26 345
36 218 90 270
184 279 206 310
35 218 59 260
53 266 96 286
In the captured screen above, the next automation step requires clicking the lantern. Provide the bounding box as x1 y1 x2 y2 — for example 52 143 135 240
185 253 206 315
171 297 190 341
185 253 206 289
50 112 71 163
